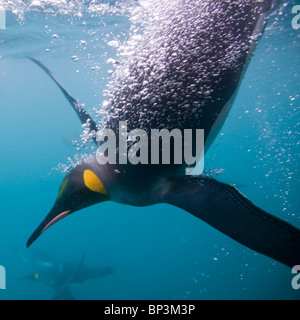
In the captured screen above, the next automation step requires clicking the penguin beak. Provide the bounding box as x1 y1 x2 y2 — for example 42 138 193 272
27 165 109 247
26 208 72 248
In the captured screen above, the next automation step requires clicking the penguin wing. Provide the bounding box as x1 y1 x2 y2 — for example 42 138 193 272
55 288 76 300
28 58 98 145
52 254 86 300
162 176 300 268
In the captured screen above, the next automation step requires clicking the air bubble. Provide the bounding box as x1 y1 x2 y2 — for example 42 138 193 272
71 55 79 62
107 40 119 48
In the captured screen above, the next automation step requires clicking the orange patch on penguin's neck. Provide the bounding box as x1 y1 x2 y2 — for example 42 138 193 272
83 170 108 196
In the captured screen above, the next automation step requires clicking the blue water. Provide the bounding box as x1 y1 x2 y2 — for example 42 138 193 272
0 1 299 300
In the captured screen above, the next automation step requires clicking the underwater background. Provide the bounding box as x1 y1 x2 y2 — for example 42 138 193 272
0 0 299 300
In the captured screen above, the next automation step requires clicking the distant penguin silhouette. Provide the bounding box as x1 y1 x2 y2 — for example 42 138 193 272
27 0 300 268
18 249 113 300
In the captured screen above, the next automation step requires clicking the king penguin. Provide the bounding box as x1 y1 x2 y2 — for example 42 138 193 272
27 0 300 268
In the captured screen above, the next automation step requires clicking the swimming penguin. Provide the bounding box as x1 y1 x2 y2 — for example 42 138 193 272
18 249 113 300
27 0 300 268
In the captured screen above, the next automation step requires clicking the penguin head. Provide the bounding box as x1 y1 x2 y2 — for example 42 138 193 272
27 162 110 247
18 272 43 283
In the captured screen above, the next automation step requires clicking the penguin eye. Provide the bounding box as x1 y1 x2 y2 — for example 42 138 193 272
83 170 108 196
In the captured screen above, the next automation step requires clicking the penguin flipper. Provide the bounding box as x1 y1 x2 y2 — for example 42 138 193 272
163 176 300 268
53 288 76 300
28 57 98 145
52 254 85 300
